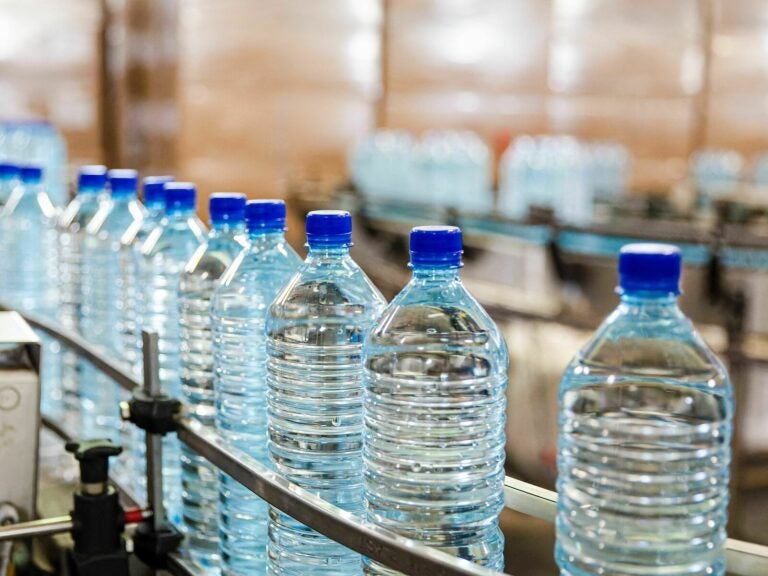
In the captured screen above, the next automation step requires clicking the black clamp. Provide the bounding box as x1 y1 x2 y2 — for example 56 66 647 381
132 521 184 569
122 388 182 435
64 439 129 576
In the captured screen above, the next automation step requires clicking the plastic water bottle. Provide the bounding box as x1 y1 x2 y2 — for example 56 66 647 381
139 182 207 526
0 162 19 207
178 192 246 569
118 175 174 371
556 244 733 576
0 121 68 206
58 166 108 331
266 210 385 575
80 169 146 440
0 165 60 418
213 200 302 576
0 165 58 311
57 165 108 429
362 226 508 574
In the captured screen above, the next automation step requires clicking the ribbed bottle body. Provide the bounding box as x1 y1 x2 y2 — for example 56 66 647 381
117 208 163 371
555 296 733 576
80 198 145 444
266 247 385 576
139 213 207 526
57 191 102 430
214 233 301 576
0 183 60 419
362 269 508 575
179 228 244 570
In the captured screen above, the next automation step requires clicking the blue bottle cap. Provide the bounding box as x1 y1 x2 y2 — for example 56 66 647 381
618 243 682 295
77 165 108 192
0 162 19 179
246 199 286 231
306 210 352 246
19 165 43 183
164 182 196 213
210 192 246 224
108 169 139 197
143 175 174 206
409 226 463 268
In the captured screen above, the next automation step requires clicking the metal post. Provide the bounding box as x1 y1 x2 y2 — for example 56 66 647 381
142 330 165 531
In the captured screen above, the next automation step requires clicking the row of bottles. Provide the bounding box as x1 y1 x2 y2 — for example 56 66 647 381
349 130 631 224
0 158 733 576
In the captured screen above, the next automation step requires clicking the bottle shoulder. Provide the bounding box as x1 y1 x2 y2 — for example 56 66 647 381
2 190 54 223
270 254 386 316
563 304 731 393
180 235 244 283
366 277 507 356
140 217 207 258
58 197 101 230
216 242 302 290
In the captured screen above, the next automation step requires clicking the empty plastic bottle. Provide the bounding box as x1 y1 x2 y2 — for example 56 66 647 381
139 182 207 526
118 175 174 371
0 165 60 418
57 165 108 429
179 192 247 569
266 210 386 576
0 162 19 206
213 200 301 576
80 169 146 440
556 244 733 576
362 226 508 575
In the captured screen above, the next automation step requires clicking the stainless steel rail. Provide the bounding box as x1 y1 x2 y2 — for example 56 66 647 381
0 516 74 541
6 307 768 575
178 419 504 576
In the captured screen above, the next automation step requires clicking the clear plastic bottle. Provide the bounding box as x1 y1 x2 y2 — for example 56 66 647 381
213 200 302 576
80 169 146 440
556 244 733 576
179 192 247 569
0 165 60 418
139 182 207 526
57 165 108 430
362 226 508 575
118 175 174 371
0 162 19 207
0 165 58 312
117 175 174 501
266 210 386 576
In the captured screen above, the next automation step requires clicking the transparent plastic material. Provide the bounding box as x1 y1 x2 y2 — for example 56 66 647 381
266 243 386 576
118 198 167 372
80 192 146 443
213 229 301 576
139 206 207 526
57 183 104 430
362 266 508 574
556 292 733 576
179 218 245 570
0 175 60 418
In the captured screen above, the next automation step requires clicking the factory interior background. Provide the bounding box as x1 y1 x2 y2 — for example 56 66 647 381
2 1 768 574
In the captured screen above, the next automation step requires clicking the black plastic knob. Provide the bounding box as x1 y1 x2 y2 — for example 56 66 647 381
65 439 123 485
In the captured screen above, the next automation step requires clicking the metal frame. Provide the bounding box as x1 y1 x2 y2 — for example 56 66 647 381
9 309 768 576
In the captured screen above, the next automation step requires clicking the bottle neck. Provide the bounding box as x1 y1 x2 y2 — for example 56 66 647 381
618 291 680 313
210 220 245 236
110 194 135 205
248 229 285 244
166 207 196 220
78 187 102 198
307 243 350 259
145 202 164 219
411 266 461 282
